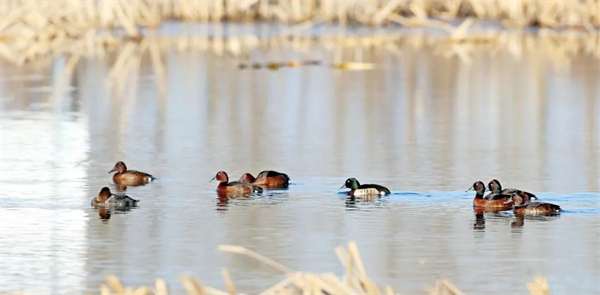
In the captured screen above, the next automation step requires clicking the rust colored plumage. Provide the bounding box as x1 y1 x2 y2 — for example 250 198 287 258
468 181 512 212
507 194 562 216
239 170 290 188
109 161 154 186
213 171 263 197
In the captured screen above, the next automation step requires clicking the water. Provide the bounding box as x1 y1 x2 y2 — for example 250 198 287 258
1 32 599 294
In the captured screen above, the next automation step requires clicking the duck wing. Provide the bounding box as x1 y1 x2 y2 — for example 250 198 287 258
125 170 154 179
485 192 512 201
257 170 290 181
228 181 263 193
107 194 140 207
527 202 561 211
358 184 390 195
502 188 537 200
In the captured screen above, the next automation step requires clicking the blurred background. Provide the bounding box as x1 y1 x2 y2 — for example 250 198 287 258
0 1 599 294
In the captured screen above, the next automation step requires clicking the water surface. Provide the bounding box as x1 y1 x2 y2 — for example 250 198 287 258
1 32 599 294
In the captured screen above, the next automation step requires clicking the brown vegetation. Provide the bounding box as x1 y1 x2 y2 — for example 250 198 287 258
93 242 551 295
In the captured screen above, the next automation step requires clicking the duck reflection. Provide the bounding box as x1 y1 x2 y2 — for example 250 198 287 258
511 216 525 228
215 196 230 212
511 215 561 228
114 184 129 192
344 196 387 211
216 191 254 200
345 198 359 210
473 213 485 230
98 208 111 220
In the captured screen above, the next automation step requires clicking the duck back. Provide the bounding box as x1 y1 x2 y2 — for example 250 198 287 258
514 202 561 216
358 183 390 195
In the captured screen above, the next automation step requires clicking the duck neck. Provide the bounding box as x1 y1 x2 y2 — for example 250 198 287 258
475 192 485 199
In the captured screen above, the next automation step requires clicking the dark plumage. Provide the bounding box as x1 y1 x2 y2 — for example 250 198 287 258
486 179 537 202
340 178 390 198
91 187 139 208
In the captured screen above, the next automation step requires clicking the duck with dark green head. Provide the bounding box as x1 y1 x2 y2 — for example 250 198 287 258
339 178 391 198
486 179 537 203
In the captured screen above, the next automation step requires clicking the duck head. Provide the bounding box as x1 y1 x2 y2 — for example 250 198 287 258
97 187 115 202
239 173 256 183
340 178 360 190
488 179 502 194
211 171 229 184
466 181 486 195
109 161 127 174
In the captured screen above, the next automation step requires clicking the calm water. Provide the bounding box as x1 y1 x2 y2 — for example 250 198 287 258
1 32 599 294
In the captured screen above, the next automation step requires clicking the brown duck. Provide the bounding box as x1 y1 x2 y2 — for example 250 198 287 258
91 187 139 208
505 194 561 216
468 181 512 212
109 161 154 186
239 170 290 188
212 171 263 197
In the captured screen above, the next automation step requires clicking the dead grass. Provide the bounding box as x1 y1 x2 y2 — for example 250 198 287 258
88 242 552 295
0 0 598 35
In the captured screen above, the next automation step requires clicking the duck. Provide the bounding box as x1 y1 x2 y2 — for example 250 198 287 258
211 171 263 197
468 181 511 211
109 161 154 186
505 194 562 216
239 170 290 188
487 179 537 202
91 187 139 208
339 178 390 198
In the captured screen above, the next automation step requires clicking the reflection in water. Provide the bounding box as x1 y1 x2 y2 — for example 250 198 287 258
0 31 598 294
512 216 525 228
215 197 230 212
98 208 112 220
511 215 561 228
473 213 485 230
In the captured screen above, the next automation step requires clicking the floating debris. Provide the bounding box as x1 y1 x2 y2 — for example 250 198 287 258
238 60 322 70
331 62 376 70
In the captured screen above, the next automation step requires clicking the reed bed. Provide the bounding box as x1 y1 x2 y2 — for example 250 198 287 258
91 242 551 295
0 0 599 36
1 1 598 76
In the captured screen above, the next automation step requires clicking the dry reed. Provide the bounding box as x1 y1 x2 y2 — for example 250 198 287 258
1 1 598 75
0 0 598 35
87 242 551 295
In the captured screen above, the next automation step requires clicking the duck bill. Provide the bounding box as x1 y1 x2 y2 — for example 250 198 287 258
465 186 474 193
339 184 346 191
108 168 116 173
209 177 216 183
